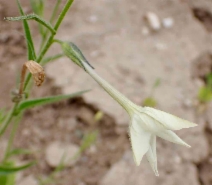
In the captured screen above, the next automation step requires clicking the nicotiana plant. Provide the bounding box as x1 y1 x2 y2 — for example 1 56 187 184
0 0 97 184
2 0 197 182
59 42 197 176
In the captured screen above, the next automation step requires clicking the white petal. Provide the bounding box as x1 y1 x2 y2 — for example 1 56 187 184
129 116 151 165
156 130 190 147
146 135 159 176
142 107 197 130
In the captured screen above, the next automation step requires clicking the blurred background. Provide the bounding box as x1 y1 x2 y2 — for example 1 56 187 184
0 0 212 184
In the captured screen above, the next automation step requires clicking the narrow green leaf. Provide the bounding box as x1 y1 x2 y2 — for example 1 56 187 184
5 14 56 35
0 162 35 175
79 131 98 153
153 78 161 88
17 0 36 60
30 0 44 16
29 0 45 36
41 53 64 65
198 86 212 103
5 173 15 185
50 0 61 24
0 109 6 124
18 90 89 112
142 97 157 107
7 148 33 158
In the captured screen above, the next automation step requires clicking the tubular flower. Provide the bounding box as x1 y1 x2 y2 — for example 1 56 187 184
62 42 197 176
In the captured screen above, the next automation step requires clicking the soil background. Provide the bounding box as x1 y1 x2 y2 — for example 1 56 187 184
1 0 212 185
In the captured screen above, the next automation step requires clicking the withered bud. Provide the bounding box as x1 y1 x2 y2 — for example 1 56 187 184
25 60 45 86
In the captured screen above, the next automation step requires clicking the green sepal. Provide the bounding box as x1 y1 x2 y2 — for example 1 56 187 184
61 42 94 70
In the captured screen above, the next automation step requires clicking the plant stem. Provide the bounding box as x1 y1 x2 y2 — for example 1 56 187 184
1 0 75 147
24 0 74 91
3 114 22 162
0 103 18 137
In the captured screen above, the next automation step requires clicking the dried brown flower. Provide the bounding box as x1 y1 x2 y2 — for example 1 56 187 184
25 60 45 87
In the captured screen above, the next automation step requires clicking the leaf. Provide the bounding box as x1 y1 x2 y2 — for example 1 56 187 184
5 14 56 35
29 0 45 36
30 0 44 16
94 111 104 122
4 173 15 185
17 90 89 112
50 0 61 24
198 86 212 103
79 131 98 153
7 148 33 158
0 109 6 124
0 161 16 185
142 97 157 107
153 78 161 88
17 0 36 60
206 73 212 89
41 53 64 65
0 162 35 176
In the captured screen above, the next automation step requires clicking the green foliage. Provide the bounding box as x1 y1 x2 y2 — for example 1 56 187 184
2 0 91 182
142 78 161 107
17 90 89 112
79 131 98 154
0 161 15 185
30 0 44 16
41 53 64 65
5 14 56 35
0 109 6 124
94 111 104 122
143 97 157 107
17 0 36 60
61 42 94 70
0 161 35 176
198 73 212 103
7 148 33 158
29 0 45 36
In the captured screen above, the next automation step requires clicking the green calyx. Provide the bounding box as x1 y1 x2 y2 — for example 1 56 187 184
61 42 94 71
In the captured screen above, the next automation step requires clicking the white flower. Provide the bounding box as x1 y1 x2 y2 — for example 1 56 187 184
62 42 197 176
81 61 197 176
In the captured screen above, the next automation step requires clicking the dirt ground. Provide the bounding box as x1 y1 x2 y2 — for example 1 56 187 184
1 0 212 185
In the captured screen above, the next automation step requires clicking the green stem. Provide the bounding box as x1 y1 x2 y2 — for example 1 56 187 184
50 0 62 24
39 0 61 51
0 0 75 150
0 103 18 137
3 114 22 162
54 0 74 31
24 0 74 91
5 14 56 35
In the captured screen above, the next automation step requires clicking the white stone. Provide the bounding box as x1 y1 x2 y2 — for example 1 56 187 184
162 17 174 28
89 15 98 23
45 141 79 168
145 12 161 31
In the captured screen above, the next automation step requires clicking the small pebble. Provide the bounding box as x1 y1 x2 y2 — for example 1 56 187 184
45 141 79 168
162 17 174 28
89 15 98 23
144 12 161 31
